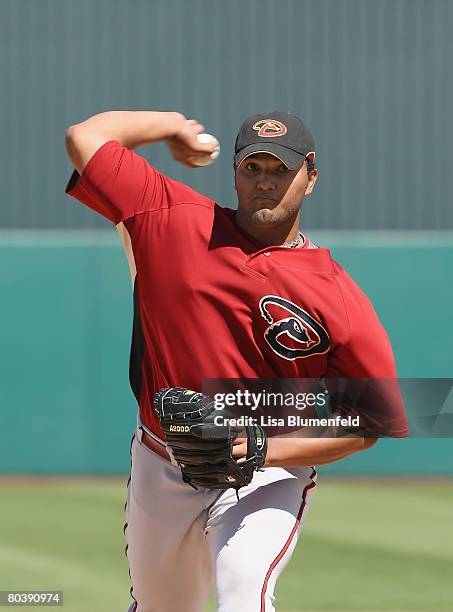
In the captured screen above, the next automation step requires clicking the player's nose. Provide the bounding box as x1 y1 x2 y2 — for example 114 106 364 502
256 176 276 190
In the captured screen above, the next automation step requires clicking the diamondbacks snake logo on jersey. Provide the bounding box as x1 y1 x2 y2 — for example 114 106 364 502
259 295 330 360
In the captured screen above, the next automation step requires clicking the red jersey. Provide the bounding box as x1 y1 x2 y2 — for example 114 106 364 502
66 141 407 437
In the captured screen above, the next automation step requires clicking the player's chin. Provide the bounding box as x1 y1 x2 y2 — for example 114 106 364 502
250 208 283 225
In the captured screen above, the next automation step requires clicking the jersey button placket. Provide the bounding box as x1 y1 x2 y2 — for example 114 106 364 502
241 251 268 280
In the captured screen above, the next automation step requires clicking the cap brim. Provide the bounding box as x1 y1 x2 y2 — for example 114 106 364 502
234 143 305 170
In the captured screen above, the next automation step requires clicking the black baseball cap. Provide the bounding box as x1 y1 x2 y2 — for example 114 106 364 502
234 111 315 170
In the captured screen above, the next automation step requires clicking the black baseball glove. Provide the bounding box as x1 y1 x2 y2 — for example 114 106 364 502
154 387 267 493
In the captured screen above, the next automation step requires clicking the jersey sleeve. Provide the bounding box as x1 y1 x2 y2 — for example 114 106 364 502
65 140 197 225
325 273 408 437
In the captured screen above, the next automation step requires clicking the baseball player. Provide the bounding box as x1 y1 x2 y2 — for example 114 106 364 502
65 110 407 612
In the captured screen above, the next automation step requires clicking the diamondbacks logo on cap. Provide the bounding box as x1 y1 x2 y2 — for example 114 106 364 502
253 120 287 138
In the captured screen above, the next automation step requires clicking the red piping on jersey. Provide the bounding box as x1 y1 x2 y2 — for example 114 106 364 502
260 468 317 611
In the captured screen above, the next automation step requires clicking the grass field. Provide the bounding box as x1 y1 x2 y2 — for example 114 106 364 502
0 478 452 611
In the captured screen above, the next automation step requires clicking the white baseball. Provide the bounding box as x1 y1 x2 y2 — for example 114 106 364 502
189 133 220 167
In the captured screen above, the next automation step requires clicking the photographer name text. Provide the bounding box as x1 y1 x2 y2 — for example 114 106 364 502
214 415 360 428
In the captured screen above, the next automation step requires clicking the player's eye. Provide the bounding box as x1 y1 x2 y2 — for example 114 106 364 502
245 162 259 172
276 165 289 174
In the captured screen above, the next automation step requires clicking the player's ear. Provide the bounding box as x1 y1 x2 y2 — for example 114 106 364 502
304 168 318 196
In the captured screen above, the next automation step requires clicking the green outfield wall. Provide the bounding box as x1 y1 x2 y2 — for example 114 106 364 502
1 231 452 475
